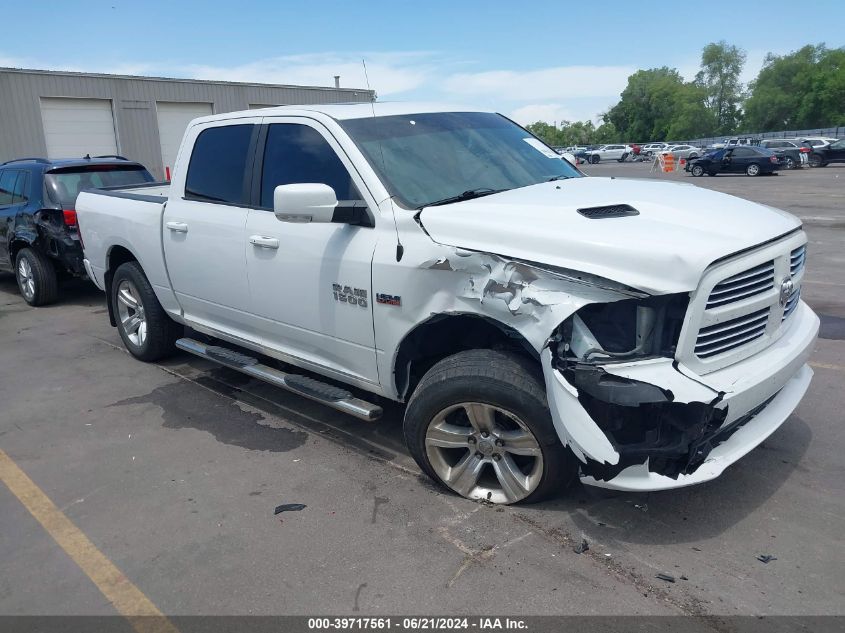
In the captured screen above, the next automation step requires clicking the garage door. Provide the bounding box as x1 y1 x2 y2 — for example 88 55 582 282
40 97 118 159
156 102 213 178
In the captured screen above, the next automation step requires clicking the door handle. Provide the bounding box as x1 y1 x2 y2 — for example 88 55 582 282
249 235 280 249
166 221 188 233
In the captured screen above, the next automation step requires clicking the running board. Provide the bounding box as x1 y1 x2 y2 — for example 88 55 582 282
175 338 382 421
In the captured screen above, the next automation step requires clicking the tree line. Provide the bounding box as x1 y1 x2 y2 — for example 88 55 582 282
526 42 845 146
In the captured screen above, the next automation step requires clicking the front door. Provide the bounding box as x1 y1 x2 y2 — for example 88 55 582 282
0 169 29 271
162 119 261 340
244 119 380 384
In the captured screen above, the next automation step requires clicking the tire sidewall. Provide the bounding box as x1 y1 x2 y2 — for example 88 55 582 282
404 353 571 504
691 165 704 177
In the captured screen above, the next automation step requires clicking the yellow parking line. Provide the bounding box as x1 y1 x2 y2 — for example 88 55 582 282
0 449 179 633
809 361 845 372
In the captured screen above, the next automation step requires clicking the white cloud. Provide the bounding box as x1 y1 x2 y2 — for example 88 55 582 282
182 52 438 96
442 65 635 100
509 103 575 125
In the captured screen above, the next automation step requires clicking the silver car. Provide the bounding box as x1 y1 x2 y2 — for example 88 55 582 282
666 144 702 160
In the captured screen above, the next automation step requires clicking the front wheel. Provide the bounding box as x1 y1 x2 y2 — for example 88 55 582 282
691 165 705 177
746 163 761 176
404 350 576 504
112 261 181 361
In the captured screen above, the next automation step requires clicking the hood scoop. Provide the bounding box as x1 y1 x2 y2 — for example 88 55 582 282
577 204 639 219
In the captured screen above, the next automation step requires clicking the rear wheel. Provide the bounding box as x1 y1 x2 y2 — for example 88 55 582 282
590 155 600 164
784 156 796 170
15 247 58 306
112 261 181 361
404 349 576 504
746 163 761 176
809 153 824 167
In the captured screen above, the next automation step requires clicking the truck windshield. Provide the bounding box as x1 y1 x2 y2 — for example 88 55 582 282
46 166 154 207
340 112 581 209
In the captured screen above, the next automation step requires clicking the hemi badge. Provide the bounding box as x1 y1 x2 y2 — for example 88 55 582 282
376 293 401 306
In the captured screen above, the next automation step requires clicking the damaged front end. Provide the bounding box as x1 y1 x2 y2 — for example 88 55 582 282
544 293 737 484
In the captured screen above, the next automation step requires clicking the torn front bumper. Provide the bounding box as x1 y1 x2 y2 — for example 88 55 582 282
542 300 819 491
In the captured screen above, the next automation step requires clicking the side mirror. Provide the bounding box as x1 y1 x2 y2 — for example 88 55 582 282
274 183 337 223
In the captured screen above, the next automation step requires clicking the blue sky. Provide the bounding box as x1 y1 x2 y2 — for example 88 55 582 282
2 1 843 123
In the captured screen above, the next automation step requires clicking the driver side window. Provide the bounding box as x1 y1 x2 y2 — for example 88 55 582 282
260 124 361 208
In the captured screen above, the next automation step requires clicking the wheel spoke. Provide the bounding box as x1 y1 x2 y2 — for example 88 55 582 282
492 454 529 502
117 288 138 310
446 452 485 497
498 429 541 456
426 422 473 449
464 403 496 433
123 315 142 334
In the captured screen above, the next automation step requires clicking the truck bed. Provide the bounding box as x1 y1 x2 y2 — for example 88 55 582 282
76 184 176 312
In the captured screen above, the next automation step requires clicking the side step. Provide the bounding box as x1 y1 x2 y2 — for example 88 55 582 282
175 338 382 421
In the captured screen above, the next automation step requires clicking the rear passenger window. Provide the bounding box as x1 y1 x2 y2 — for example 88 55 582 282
12 171 29 203
0 170 16 205
185 125 254 205
260 124 360 208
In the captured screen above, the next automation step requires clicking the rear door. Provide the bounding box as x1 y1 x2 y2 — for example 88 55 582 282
162 118 262 339
243 118 379 383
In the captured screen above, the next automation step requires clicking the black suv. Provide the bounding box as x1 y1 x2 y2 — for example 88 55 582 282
808 138 845 167
0 157 154 305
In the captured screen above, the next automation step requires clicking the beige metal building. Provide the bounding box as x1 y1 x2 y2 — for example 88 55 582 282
0 68 374 180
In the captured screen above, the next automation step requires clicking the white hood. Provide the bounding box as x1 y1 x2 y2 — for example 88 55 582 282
418 177 801 294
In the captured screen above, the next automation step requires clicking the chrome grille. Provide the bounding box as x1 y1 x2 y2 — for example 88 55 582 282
695 308 770 358
790 245 806 276
705 260 775 309
782 287 801 321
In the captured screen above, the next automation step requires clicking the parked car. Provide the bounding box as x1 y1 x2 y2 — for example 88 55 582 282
641 143 670 156
584 144 632 163
687 146 780 177
77 104 817 503
797 137 837 149
805 137 845 167
666 144 702 160
757 139 809 169
0 156 154 305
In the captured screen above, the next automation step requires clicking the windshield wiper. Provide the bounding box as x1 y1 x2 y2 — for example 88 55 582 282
548 175 573 181
420 188 506 209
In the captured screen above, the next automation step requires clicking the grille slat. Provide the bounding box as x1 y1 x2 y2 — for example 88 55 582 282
706 261 774 309
782 288 801 321
695 308 769 358
790 245 806 276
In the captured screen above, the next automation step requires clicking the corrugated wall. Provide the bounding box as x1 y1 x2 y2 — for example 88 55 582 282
0 68 374 179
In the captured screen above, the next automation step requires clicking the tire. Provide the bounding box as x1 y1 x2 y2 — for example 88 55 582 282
691 165 704 177
590 155 600 164
784 157 795 170
111 261 181 361
15 247 58 306
746 163 761 176
404 349 576 504
809 153 824 168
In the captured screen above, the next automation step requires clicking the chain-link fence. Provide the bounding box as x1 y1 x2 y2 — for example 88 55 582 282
681 126 845 147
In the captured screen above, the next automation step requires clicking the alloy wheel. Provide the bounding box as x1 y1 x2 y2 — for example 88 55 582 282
116 280 147 347
425 402 544 504
17 257 35 301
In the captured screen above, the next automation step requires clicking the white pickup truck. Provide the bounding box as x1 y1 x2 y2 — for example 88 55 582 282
76 103 819 504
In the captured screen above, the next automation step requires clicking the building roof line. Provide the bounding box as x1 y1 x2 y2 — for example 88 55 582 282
0 67 374 95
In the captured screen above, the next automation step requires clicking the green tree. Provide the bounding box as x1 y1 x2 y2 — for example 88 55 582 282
744 45 845 130
695 41 746 134
605 67 688 140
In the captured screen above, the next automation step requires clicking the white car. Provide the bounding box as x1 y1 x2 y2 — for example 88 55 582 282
666 144 702 160
77 103 819 502
584 144 632 163
642 143 670 156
